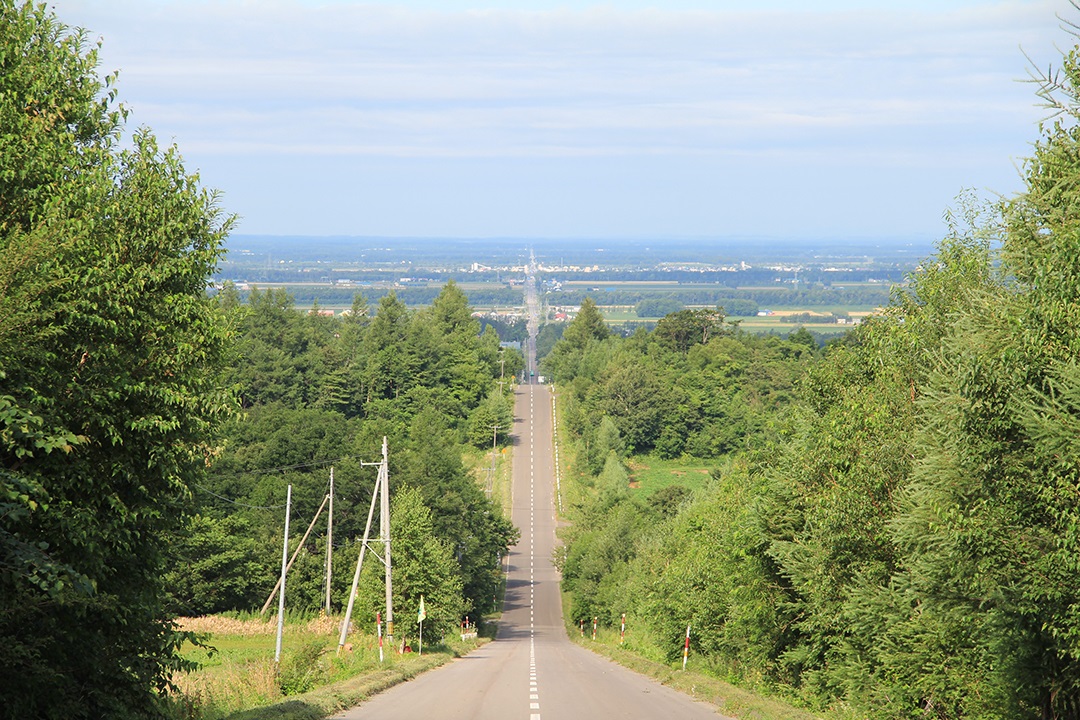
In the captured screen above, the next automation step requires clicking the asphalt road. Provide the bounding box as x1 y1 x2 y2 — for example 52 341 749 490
333 382 726 720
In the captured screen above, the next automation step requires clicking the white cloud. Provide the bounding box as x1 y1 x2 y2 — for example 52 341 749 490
96 3 1051 150
49 0 1073 236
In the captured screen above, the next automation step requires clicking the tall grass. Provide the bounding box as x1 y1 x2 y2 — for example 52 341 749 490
167 614 392 720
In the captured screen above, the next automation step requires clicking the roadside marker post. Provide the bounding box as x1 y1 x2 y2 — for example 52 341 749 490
592 617 597 641
417 595 426 657
377 612 384 663
621 613 626 644
682 625 691 670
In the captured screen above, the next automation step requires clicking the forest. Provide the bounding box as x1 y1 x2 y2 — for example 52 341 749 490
7 0 1080 718
170 282 522 630
0 6 520 714
545 48 1080 717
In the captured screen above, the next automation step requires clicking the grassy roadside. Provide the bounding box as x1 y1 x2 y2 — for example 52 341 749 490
169 615 491 720
463 435 514 519
216 646 474 720
561 596 826 720
549 388 835 720
567 630 823 720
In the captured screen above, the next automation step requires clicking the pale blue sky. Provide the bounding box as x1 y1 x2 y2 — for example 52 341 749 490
55 0 1070 241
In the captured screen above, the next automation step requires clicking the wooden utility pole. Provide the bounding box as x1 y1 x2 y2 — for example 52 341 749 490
338 464 380 653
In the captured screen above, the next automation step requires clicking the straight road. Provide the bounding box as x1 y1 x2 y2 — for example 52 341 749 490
334 381 725 720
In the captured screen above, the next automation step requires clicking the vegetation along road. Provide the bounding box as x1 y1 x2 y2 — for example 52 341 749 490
335 248 723 719
334 379 726 720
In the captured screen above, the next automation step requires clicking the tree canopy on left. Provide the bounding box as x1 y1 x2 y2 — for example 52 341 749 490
0 2 236 717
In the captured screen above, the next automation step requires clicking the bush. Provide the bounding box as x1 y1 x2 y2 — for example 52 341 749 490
278 640 328 696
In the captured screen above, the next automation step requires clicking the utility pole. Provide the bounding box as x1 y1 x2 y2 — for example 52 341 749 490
380 436 393 647
337 438 394 653
339 462 380 654
325 466 333 614
261 492 329 616
486 424 501 496
274 485 292 664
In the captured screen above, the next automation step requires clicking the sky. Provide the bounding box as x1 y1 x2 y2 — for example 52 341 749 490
52 0 1073 241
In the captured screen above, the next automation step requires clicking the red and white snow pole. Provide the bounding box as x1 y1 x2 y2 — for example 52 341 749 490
620 613 626 644
580 619 584 637
377 611 384 663
682 625 691 670
592 617 598 641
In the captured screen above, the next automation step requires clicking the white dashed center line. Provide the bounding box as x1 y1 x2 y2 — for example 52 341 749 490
527 390 540 719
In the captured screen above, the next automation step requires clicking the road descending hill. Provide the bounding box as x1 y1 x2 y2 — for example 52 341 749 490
333 384 727 720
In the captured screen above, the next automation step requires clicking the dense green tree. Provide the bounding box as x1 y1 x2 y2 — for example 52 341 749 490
561 496 647 625
535 322 564 362
634 296 684 318
653 307 727 353
164 515 270 616
0 3 235 716
356 486 464 641
425 282 492 412
364 293 421 401
562 297 610 350
836 58 1080 717
467 390 514 449
399 409 518 615
590 357 673 453
579 415 625 474
347 291 371 325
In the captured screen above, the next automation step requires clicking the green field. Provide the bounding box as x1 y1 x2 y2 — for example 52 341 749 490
625 456 713 496
596 304 875 336
171 614 485 719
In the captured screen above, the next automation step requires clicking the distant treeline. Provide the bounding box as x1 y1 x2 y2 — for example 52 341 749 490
633 297 759 318
549 285 892 310
216 268 520 285
227 285 525 308
542 267 908 285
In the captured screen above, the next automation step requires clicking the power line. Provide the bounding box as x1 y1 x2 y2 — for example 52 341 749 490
191 482 288 510
195 455 352 508
206 454 363 482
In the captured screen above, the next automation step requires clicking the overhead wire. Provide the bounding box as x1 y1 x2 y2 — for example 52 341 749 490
191 482 288 510
205 454 365 482
194 453 364 508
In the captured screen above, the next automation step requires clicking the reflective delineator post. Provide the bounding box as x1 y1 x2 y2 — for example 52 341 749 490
580 619 584 637
621 613 626 644
682 625 691 670
592 617 597 641
377 611 384 664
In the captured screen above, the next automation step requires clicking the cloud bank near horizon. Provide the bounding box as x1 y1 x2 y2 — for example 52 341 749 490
54 1 1070 238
